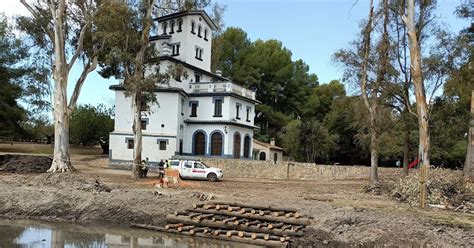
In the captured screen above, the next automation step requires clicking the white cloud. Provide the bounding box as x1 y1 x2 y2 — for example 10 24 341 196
1 0 31 17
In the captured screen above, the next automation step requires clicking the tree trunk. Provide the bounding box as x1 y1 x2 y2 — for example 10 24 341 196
403 119 410 176
49 77 73 172
404 0 430 167
360 0 377 184
370 113 379 183
402 0 430 208
132 91 142 179
465 90 474 180
45 0 73 173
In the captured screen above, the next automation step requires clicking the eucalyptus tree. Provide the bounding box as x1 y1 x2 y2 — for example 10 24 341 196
18 0 107 172
400 0 433 180
334 0 394 184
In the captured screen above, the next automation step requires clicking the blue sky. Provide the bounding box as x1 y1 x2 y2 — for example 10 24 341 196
3 0 469 108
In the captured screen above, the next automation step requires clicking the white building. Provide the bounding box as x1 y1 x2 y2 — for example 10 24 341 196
253 138 284 163
109 10 259 166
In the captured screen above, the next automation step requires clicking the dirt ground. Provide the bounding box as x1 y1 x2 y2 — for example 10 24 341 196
0 148 473 247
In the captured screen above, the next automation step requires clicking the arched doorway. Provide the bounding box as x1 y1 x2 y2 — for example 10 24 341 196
243 136 251 158
210 132 223 156
233 132 241 159
259 152 266 160
193 131 206 155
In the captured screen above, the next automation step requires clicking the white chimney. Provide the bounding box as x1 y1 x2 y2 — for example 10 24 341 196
216 70 222 76
270 138 275 146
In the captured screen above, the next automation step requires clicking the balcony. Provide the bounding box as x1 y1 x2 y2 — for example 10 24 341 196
190 82 256 100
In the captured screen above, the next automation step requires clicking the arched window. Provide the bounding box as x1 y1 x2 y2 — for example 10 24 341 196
233 132 241 159
191 21 195 34
170 20 175 33
210 132 223 156
274 153 278 163
198 25 202 37
244 136 251 158
193 131 206 155
259 152 266 161
162 22 167 35
177 18 183 32
204 28 208 40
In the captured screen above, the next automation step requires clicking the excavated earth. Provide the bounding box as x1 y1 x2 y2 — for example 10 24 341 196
0 155 472 247
0 154 52 173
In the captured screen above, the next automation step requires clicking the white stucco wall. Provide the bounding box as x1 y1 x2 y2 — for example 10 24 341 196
113 91 181 136
109 133 176 162
110 90 184 162
228 97 256 126
185 96 230 120
155 14 212 71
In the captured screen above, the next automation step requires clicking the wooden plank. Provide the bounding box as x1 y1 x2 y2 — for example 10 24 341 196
188 209 310 226
166 214 304 237
131 224 288 247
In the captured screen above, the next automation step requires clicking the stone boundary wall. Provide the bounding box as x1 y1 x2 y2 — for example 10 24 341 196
202 158 400 181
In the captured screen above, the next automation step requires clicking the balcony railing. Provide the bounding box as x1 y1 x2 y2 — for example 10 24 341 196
190 82 256 100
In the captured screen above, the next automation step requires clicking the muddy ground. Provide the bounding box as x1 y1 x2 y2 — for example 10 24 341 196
0 153 472 247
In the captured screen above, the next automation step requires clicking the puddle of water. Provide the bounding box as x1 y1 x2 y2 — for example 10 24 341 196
0 219 261 248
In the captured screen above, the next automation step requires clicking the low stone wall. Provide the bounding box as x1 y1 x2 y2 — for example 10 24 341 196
202 158 400 181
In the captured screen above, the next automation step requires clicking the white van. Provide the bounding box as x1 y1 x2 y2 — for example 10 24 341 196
168 160 223 182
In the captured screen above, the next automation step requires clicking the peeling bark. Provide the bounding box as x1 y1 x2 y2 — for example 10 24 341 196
48 0 72 173
49 75 73 173
20 0 102 173
402 0 431 207
403 0 430 167
132 92 143 179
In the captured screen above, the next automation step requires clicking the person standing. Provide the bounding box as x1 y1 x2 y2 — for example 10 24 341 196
396 159 401 168
142 157 149 178
158 159 166 187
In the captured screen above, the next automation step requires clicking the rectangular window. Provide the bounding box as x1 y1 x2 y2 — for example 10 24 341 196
171 43 180 56
159 140 167 150
127 139 134 149
195 74 201 83
140 120 147 130
214 99 223 117
190 102 198 117
236 104 241 119
170 21 175 34
181 98 184 115
246 107 251 122
195 47 203 60
184 161 192 168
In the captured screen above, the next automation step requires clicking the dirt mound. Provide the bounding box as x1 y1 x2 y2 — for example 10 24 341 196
291 228 347 247
30 173 112 192
0 154 52 173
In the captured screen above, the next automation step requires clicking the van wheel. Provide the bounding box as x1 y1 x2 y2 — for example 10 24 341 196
179 173 183 180
207 173 217 182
